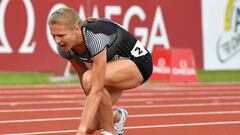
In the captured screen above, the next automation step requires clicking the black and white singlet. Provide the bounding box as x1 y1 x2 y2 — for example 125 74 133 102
57 19 153 82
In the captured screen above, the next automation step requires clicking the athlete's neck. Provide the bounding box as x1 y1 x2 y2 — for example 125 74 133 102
72 31 87 54
72 41 86 54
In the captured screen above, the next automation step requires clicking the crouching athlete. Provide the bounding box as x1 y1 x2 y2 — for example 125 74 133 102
48 7 153 135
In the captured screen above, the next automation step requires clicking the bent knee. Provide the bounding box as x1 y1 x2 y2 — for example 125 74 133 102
82 70 92 95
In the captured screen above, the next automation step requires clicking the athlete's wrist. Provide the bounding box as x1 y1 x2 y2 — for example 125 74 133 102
77 126 87 135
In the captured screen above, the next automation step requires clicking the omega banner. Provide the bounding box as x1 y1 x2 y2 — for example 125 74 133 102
0 0 202 72
202 0 240 70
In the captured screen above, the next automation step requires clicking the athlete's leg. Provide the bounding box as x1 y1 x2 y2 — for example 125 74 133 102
81 73 115 134
103 58 146 133
70 58 143 134
104 58 144 89
70 59 104 134
80 58 144 134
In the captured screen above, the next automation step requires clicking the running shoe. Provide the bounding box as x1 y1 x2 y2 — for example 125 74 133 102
114 108 128 135
101 131 113 135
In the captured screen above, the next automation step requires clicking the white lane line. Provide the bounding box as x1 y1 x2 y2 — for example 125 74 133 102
0 94 85 99
0 100 84 106
4 121 240 134
1 100 240 113
0 107 83 113
2 96 240 106
0 117 81 123
1 110 240 123
123 91 240 96
139 86 240 91
2 91 240 99
2 84 240 91
1 87 240 94
0 89 82 94
2 102 240 113
121 96 240 102
125 121 240 129
2 130 80 135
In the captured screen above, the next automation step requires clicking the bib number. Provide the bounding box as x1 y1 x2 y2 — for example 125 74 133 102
131 40 147 57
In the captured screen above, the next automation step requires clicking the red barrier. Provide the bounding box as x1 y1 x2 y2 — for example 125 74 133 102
150 47 197 83
150 47 171 81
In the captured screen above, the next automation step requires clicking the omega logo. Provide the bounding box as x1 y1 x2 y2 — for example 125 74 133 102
0 0 35 53
0 0 169 55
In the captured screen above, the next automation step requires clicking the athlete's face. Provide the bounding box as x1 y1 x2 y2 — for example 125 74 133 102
49 23 78 52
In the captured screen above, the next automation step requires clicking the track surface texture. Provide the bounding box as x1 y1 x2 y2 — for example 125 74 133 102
1 83 240 135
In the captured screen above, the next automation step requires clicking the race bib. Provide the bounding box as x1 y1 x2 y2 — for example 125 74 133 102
131 40 148 57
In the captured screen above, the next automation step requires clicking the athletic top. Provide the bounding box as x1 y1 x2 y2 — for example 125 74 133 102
57 19 148 63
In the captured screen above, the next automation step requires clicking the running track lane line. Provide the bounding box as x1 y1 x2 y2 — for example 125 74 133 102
2 102 240 113
1 110 240 123
0 89 81 94
2 84 240 91
2 96 240 106
3 91 240 99
2 89 240 94
5 121 240 135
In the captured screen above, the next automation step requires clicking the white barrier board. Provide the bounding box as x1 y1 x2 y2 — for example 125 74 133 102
202 0 240 70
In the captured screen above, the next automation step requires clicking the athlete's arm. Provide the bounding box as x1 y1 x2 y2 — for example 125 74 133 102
78 48 107 133
70 58 88 89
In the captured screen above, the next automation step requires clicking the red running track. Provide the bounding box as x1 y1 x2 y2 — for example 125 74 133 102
1 83 240 135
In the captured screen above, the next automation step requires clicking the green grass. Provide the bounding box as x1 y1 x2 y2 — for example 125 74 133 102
0 72 52 86
197 70 240 83
0 72 80 86
0 70 240 86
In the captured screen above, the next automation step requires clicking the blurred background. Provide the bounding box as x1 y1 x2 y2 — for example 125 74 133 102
1 0 240 85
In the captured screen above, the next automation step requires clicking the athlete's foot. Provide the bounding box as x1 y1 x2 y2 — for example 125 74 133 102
101 130 114 135
114 108 128 135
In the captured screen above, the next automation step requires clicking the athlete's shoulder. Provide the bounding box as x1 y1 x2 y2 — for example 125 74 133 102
83 18 116 35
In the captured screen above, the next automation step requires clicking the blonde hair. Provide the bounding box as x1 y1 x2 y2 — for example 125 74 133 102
48 7 99 28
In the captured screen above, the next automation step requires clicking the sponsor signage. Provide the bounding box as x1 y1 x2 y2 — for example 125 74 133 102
202 0 240 70
0 0 202 72
150 47 197 83
151 47 171 81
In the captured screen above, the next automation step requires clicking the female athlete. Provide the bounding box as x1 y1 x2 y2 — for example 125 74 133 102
48 7 153 135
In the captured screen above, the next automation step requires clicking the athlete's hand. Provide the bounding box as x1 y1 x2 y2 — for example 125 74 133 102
76 130 86 135
76 132 85 135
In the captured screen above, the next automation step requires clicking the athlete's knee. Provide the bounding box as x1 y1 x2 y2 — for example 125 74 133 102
82 70 92 95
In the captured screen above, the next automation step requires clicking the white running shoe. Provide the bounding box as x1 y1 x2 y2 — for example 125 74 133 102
101 131 113 135
114 108 128 135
